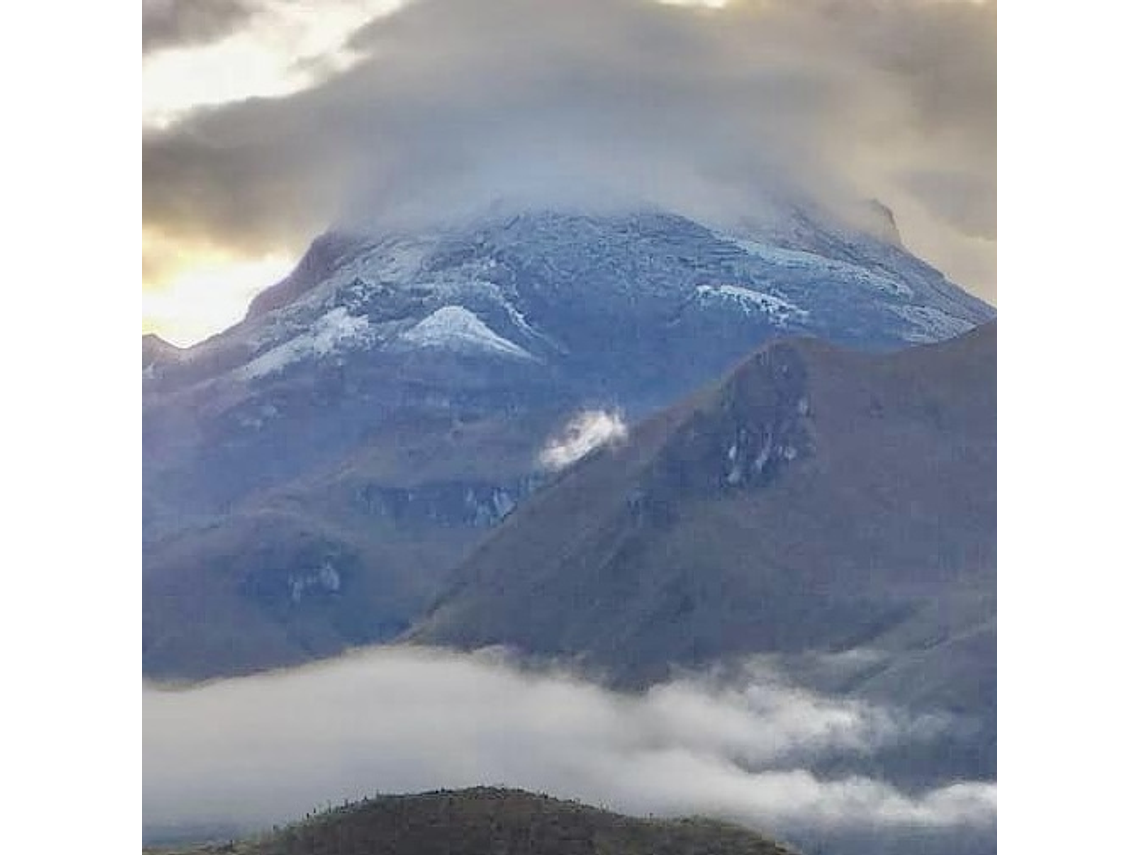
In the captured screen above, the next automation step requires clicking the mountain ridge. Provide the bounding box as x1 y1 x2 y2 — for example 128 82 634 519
142 205 993 681
407 322 996 781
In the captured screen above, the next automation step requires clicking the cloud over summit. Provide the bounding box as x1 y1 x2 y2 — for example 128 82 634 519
142 0 996 301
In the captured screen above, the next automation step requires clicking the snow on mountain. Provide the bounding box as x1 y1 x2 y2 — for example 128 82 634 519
399 305 535 360
143 204 996 556
695 284 808 327
143 207 994 398
143 203 997 682
887 304 979 344
239 307 375 380
718 232 916 298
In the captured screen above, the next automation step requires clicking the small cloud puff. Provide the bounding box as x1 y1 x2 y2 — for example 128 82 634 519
539 409 629 470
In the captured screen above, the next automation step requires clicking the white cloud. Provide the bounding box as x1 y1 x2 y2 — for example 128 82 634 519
539 410 629 470
144 0 996 308
143 646 996 844
142 0 408 128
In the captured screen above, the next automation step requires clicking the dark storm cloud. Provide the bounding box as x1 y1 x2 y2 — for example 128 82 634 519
142 0 996 296
142 0 260 54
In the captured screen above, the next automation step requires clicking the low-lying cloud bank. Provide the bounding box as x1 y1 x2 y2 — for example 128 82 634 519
144 646 995 848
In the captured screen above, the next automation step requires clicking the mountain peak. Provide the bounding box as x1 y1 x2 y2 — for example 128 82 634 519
142 332 182 370
237 204 990 347
144 207 994 681
143 331 176 348
244 231 373 322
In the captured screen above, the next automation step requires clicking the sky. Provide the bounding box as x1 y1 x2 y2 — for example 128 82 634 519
141 0 996 346
144 645 996 855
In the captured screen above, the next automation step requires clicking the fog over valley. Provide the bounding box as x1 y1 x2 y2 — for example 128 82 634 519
144 646 995 855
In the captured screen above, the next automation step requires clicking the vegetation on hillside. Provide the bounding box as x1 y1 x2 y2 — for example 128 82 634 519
144 787 799 855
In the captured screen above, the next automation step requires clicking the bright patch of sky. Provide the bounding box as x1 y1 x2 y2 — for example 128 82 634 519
142 0 408 129
141 1 741 130
142 253 293 346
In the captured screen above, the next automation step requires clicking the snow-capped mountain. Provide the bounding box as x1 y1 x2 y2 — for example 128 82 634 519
142 204 994 680
147 208 990 395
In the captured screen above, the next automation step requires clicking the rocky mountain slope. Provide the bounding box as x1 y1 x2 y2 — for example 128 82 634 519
411 322 996 777
143 205 994 680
